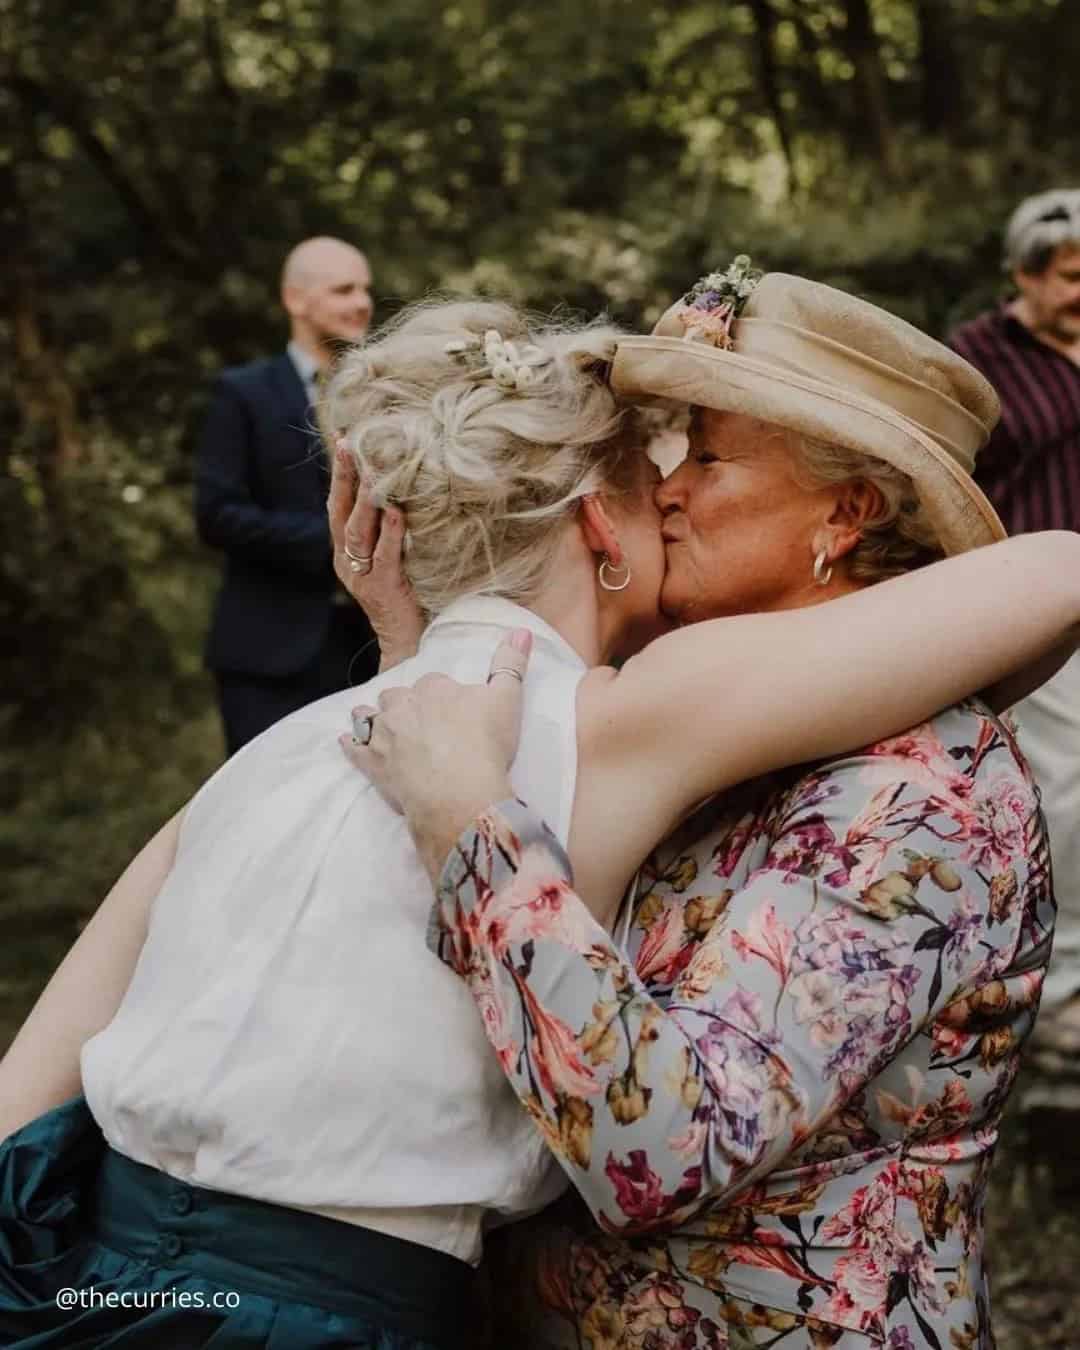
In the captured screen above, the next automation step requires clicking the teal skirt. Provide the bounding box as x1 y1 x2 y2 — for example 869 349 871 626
0 1097 476 1348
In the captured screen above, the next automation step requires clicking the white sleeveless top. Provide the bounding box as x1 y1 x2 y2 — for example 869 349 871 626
81 596 585 1264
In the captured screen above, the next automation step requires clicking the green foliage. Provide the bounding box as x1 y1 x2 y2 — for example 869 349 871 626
0 707 222 1046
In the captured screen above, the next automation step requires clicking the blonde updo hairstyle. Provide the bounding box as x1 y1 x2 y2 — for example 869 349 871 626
323 300 646 616
790 433 944 582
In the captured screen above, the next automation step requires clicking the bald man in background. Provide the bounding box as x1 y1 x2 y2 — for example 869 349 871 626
196 237 380 755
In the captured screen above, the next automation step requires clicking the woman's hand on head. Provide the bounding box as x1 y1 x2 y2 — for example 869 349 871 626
341 631 533 881
328 444 426 670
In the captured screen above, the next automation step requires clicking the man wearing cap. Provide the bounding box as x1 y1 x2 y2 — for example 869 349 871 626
196 236 380 756
950 190 1080 1076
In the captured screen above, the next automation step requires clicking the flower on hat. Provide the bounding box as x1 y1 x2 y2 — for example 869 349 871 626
676 254 762 350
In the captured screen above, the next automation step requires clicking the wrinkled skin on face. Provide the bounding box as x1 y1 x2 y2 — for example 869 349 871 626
654 408 843 624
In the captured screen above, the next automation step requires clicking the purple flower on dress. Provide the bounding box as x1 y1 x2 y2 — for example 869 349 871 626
694 1008 781 1164
769 817 842 878
944 891 983 973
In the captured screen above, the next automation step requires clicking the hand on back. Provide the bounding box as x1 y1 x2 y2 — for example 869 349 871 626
341 631 533 880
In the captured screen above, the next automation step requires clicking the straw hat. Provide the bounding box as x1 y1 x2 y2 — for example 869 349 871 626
610 265 1006 555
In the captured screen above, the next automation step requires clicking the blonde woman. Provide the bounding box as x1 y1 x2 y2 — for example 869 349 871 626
0 287 1077 1350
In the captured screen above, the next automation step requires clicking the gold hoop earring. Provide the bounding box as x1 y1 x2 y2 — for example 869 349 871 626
813 549 833 587
598 554 631 592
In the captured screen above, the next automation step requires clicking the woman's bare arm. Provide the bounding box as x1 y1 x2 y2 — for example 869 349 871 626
0 811 183 1139
583 530 1080 837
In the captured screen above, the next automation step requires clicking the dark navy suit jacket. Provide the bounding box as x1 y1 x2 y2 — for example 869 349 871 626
195 353 336 678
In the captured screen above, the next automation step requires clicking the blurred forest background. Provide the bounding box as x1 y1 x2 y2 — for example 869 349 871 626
3 2 1080 1343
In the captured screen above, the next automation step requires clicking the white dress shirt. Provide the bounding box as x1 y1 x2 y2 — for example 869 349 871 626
287 340 321 405
81 597 584 1264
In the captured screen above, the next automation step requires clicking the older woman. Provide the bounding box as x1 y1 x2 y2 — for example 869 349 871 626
343 271 1053 1349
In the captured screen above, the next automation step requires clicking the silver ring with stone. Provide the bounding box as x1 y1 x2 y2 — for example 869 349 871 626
352 712 377 746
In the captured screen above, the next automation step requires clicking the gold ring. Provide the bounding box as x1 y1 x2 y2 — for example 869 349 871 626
343 544 374 575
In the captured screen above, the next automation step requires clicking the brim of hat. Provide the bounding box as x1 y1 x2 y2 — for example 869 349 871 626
611 336 1006 557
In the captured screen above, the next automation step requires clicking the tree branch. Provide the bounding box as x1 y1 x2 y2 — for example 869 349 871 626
5 72 207 271
203 0 236 103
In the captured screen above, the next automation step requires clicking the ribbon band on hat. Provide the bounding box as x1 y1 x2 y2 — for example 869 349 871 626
611 266 1007 558
727 317 988 467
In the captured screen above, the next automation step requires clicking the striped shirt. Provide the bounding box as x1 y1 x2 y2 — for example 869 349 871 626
949 306 1080 533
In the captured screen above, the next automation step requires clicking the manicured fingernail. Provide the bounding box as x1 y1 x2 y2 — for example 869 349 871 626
510 628 532 654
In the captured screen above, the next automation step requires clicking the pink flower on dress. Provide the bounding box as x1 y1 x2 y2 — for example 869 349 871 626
973 771 1031 867
668 1119 709 1160
722 1239 828 1289
895 1224 947 1316
730 902 795 983
602 1150 702 1227
675 942 729 1001
769 818 842 879
471 964 517 1075
636 901 693 986
711 818 756 877
820 1248 890 1334
865 723 971 801
929 1022 971 1063
474 844 597 961
819 1165 897 1247
514 971 600 1100
845 838 900 895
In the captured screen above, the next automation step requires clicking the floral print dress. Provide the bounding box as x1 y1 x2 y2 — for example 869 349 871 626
428 702 1054 1349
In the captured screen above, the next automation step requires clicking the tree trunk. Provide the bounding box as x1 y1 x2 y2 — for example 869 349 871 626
6 73 211 275
747 0 798 195
1034 0 1077 138
10 262 85 479
838 0 898 177
915 0 964 135
1 160 85 486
